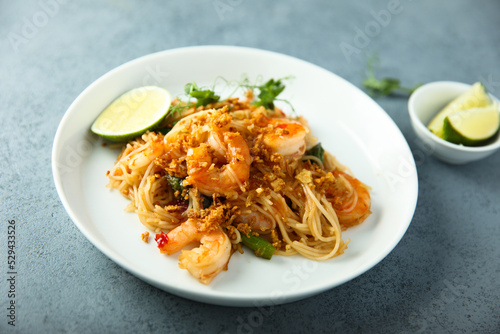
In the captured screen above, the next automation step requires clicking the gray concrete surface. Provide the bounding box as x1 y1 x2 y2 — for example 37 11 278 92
1 0 499 333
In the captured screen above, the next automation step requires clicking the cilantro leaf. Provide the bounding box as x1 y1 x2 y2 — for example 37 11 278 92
253 79 286 110
363 55 421 97
184 82 220 107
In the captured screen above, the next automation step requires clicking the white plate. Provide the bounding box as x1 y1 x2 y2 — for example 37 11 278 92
52 46 418 307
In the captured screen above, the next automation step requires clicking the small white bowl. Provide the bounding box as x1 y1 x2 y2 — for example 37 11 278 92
408 81 500 164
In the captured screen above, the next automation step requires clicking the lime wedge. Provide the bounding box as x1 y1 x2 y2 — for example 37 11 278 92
442 103 500 146
91 86 171 142
427 82 491 138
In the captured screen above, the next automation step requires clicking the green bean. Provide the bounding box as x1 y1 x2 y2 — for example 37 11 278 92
241 233 276 260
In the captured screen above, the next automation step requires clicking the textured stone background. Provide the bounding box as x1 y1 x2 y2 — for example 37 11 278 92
1 0 499 333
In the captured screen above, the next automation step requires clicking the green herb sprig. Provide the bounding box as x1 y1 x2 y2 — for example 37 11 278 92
239 75 295 112
253 78 286 109
184 82 220 107
363 56 421 97
165 76 294 123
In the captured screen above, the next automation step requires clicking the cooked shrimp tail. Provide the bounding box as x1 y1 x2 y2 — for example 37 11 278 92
328 170 371 228
157 219 231 284
179 229 231 284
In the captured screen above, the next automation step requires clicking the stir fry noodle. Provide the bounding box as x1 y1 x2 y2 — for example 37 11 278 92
106 81 371 284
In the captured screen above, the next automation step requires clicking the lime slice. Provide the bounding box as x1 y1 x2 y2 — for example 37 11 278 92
442 103 500 146
91 86 171 142
427 82 491 138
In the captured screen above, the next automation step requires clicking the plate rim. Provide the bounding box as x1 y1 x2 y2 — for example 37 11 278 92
52 45 419 306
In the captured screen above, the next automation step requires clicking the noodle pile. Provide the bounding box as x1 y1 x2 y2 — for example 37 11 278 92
106 91 371 278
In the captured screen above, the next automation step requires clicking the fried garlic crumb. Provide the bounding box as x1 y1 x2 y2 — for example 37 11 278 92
295 169 312 185
141 231 150 243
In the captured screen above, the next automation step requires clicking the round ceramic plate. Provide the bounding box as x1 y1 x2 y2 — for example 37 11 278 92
52 46 418 307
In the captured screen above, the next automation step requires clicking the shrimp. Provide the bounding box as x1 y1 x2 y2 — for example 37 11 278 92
262 118 307 157
327 170 371 228
238 210 275 231
122 132 166 169
186 131 251 196
108 132 166 189
157 219 231 284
